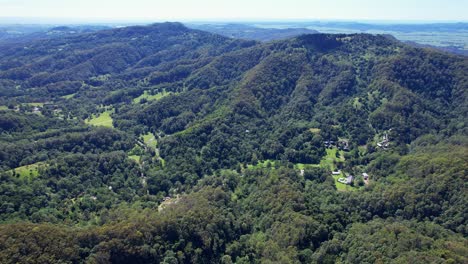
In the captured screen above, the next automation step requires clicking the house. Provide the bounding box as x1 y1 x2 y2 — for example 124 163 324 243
346 175 354 184
337 175 354 185
377 133 390 149
338 140 349 151
332 170 341 175
362 173 369 180
158 195 181 212
324 140 336 148
32 106 41 114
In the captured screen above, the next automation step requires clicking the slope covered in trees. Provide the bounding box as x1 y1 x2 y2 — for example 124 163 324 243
0 23 466 263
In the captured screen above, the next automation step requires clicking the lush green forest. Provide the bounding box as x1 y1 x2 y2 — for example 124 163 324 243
0 22 466 263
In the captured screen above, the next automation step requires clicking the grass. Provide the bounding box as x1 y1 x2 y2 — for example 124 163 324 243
332 173 358 191
133 90 171 104
294 163 320 170
358 145 367 155
85 110 114 128
246 149 343 171
0 106 8 110
309 128 321 134
353 97 363 109
294 147 359 191
61 93 76 99
8 162 46 179
244 147 360 192
128 155 141 163
247 160 277 169
25 102 44 107
320 148 344 171
142 132 157 148
320 148 361 191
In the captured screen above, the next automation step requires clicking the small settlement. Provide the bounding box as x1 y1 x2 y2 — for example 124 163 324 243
377 133 391 149
324 139 349 151
158 195 180 212
336 172 370 186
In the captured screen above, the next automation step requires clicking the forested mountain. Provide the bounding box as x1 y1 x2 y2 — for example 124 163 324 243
0 22 467 263
0 24 111 43
187 23 319 41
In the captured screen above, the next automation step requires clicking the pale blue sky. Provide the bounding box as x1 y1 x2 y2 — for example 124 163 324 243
0 0 466 22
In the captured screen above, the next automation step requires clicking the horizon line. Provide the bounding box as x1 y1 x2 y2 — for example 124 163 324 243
1 16 467 25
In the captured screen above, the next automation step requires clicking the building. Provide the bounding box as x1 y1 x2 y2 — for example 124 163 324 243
362 173 369 180
32 106 41 114
377 133 390 149
346 175 354 184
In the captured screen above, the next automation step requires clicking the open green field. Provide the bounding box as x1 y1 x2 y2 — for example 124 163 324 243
320 148 344 170
247 147 359 191
321 148 360 191
293 163 320 170
25 102 44 107
85 110 114 128
133 90 171 104
0 106 8 110
332 173 358 191
142 132 157 148
8 162 46 179
247 160 277 169
309 128 321 134
128 155 141 163
247 148 344 171
61 93 76 99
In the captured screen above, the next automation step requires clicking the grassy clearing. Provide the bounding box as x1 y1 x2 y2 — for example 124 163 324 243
0 106 8 110
61 93 76 99
86 110 114 128
142 132 157 148
320 148 360 191
8 162 46 179
247 160 277 169
353 97 363 109
128 155 141 163
320 148 344 170
309 128 321 134
244 147 359 192
25 102 44 107
358 145 367 155
133 90 171 104
294 163 320 170
332 173 358 191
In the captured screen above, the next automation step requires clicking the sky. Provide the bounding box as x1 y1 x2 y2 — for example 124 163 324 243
0 0 467 22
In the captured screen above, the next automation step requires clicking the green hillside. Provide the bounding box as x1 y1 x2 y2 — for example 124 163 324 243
0 23 466 263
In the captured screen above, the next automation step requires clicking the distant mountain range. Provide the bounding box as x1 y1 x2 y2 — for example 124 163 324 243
187 23 319 41
1 21 466 55
189 21 468 55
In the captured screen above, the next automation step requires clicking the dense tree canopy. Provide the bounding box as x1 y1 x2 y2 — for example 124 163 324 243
0 23 466 263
